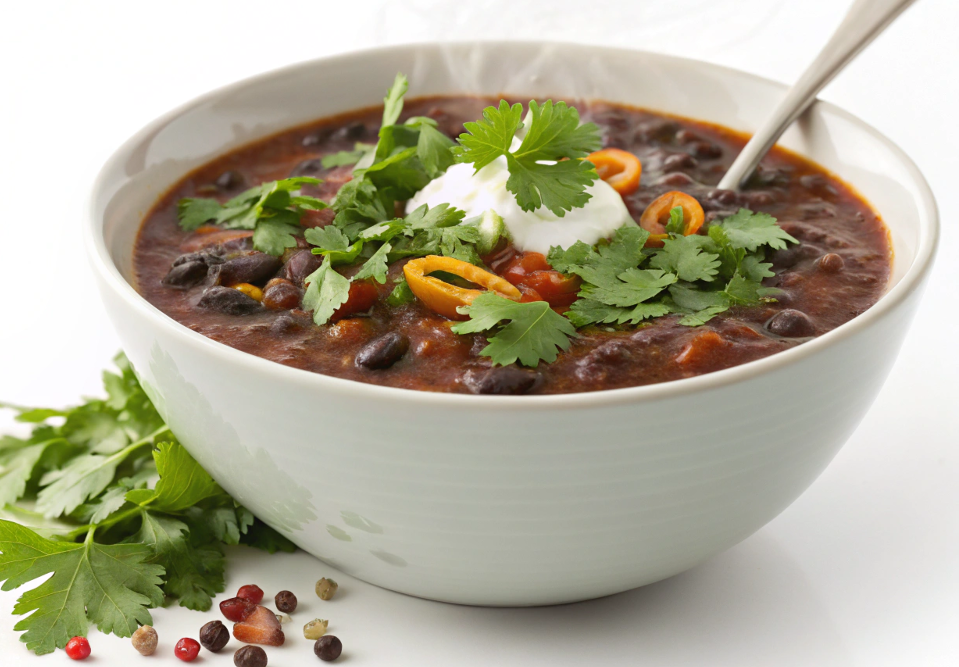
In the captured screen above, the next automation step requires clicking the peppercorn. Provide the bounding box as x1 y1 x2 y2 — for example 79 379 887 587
174 638 201 662
234 645 268 667
315 578 338 601
303 619 328 640
65 636 91 660
199 619 230 652
131 625 158 656
275 590 297 613
314 635 342 662
237 584 265 604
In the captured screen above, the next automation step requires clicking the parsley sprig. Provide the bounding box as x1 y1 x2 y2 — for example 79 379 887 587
0 355 294 655
453 100 603 216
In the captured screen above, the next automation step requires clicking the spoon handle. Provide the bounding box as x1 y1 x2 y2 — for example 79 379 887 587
717 0 917 191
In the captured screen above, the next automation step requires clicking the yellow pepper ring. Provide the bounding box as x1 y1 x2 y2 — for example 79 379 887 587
404 255 522 320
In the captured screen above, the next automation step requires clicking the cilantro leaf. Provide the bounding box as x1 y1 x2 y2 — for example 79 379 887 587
455 99 602 216
251 212 301 257
0 520 164 655
453 100 523 171
125 441 223 513
723 271 779 305
177 198 223 231
718 208 799 251
381 73 409 128
240 520 297 554
386 279 416 306
567 299 672 327
678 305 729 326
416 123 456 177
321 143 373 169
303 259 351 326
665 206 685 235
0 437 61 507
648 235 721 282
582 268 677 308
352 242 392 284
452 293 576 367
133 512 224 611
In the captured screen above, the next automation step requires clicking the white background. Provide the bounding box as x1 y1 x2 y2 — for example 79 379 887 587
1 0 957 664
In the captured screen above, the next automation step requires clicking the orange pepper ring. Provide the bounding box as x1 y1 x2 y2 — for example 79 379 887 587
640 191 705 245
404 256 522 320
588 148 642 195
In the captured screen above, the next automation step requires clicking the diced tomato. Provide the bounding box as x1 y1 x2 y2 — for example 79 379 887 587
498 251 582 307
517 285 544 303
331 280 379 321
676 331 726 367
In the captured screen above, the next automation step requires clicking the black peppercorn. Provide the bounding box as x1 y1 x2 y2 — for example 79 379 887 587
275 590 297 614
234 645 268 667
199 619 230 653
314 635 342 661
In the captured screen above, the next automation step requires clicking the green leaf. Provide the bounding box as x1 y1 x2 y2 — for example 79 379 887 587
567 299 671 327
353 243 392 284
649 235 721 282
302 259 352 326
252 212 301 256
126 442 223 514
453 99 523 171
176 198 222 231
718 208 798 251
381 72 409 128
668 283 730 312
678 305 729 327
386 279 415 306
547 241 596 274
0 520 164 655
241 520 297 554
666 206 685 235
452 293 577 367
513 100 602 162
321 145 372 169
582 268 677 308
505 154 597 216
416 123 456 177
133 512 224 611
0 438 60 507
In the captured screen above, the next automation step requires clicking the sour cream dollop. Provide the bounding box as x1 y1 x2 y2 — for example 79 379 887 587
406 156 633 255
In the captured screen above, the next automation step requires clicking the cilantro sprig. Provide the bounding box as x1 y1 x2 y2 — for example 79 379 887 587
453 100 603 216
0 355 294 655
177 177 327 256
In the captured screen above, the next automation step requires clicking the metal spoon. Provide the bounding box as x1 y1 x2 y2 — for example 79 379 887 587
717 0 918 191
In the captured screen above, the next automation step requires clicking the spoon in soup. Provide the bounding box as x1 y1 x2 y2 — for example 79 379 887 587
717 0 918 191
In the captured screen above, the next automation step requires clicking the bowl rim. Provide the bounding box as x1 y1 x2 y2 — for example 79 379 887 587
86 40 940 410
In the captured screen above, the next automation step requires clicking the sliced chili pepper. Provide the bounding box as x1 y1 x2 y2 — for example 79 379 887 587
588 148 642 195
404 256 522 320
640 191 705 247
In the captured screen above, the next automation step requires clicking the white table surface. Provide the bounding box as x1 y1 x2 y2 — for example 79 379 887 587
2 0 957 664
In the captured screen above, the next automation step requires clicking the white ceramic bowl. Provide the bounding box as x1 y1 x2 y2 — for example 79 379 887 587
87 42 938 606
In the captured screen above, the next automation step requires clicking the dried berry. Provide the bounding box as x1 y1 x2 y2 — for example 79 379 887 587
314 635 342 662
221 596 257 622
174 638 201 662
315 577 338 601
275 613 291 624
65 636 91 660
199 619 230 652
237 584 265 604
233 605 285 646
303 619 328 640
275 590 297 613
234 645 268 667
131 625 158 656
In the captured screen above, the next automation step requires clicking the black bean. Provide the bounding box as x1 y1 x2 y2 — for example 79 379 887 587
355 332 410 370
742 190 776 207
270 314 304 335
215 170 245 191
769 245 803 269
263 279 302 310
662 153 698 173
748 166 791 188
800 173 838 196
290 158 324 177
274 590 297 614
765 309 816 338
818 253 845 273
464 367 541 395
199 620 230 653
634 120 679 143
281 250 324 285
654 172 695 187
234 645 268 667
575 341 631 382
674 129 701 144
689 141 722 159
302 129 331 147
222 235 255 253
214 253 283 286
704 188 741 208
162 260 209 288
333 121 369 141
198 286 263 315
172 250 224 268
314 636 342 662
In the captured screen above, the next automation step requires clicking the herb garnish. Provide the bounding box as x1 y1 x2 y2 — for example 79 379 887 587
453 100 603 215
0 355 294 655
